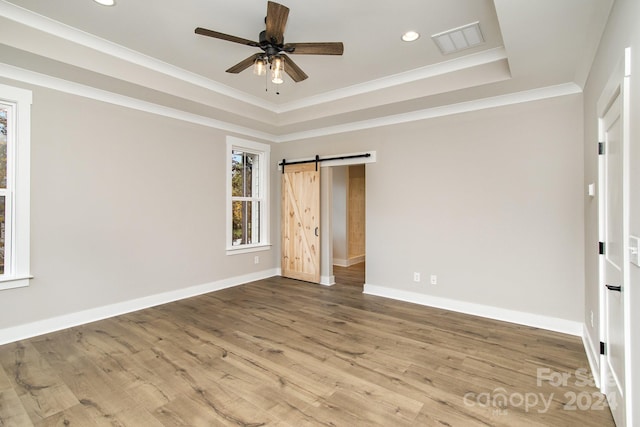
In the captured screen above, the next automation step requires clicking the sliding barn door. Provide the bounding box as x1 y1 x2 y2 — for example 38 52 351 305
281 163 320 283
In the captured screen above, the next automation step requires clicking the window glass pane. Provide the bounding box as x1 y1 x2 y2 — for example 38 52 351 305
0 195 5 274
232 150 259 197
0 106 7 189
232 200 260 246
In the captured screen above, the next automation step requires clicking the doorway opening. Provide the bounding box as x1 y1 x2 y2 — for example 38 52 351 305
331 164 366 288
280 151 375 287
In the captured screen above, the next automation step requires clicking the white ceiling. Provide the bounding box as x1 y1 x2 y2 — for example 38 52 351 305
0 0 613 141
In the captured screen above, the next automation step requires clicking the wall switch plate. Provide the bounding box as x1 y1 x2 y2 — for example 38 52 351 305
587 183 595 197
254 255 260 264
413 272 421 282
430 274 437 285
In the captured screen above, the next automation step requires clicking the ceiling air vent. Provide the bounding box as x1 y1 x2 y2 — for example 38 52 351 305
431 21 484 55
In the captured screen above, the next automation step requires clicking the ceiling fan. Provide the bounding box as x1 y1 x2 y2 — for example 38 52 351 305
195 1 344 84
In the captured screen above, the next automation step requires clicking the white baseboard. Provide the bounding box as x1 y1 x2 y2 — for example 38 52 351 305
333 256 365 267
0 268 279 345
582 324 601 388
320 275 336 286
333 258 348 267
348 255 365 266
363 284 582 336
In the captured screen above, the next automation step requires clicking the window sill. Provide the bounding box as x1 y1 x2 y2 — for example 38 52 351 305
226 244 272 256
0 275 33 291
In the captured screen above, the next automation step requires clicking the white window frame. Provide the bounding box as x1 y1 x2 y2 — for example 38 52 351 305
226 136 270 255
0 84 32 290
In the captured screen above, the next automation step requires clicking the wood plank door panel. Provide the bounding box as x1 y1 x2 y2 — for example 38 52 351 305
281 163 320 283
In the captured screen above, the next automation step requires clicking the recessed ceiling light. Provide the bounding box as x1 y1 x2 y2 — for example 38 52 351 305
401 31 420 42
93 0 115 6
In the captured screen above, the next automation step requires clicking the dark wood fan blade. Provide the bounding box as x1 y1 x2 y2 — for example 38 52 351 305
265 1 289 45
226 54 261 74
283 42 344 55
281 54 308 82
195 27 260 47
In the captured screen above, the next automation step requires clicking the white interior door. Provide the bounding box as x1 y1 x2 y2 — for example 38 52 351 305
601 89 626 426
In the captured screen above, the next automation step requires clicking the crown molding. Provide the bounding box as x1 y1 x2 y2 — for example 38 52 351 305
274 47 509 113
0 61 581 143
0 63 276 141
273 82 582 142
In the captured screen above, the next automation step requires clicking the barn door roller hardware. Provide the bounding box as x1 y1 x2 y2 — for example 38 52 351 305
280 153 371 173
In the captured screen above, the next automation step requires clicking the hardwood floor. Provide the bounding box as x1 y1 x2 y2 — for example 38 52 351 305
0 265 614 426
333 262 365 287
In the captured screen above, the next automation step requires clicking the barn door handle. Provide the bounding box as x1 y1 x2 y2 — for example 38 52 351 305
606 284 622 292
315 227 319 236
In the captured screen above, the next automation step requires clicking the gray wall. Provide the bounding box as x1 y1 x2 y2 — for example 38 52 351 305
0 77 585 338
0 80 277 331
583 0 640 417
274 94 584 322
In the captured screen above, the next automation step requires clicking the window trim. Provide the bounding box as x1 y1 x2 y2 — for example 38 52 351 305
0 84 32 290
226 136 270 255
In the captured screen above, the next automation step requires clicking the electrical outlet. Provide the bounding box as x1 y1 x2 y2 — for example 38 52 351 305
254 255 260 264
413 272 421 282
430 274 437 285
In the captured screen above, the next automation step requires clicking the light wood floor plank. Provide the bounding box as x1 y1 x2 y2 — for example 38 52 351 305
0 264 615 426
0 342 78 422
0 388 35 427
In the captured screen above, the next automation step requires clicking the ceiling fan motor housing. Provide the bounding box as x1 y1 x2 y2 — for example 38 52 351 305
259 30 291 56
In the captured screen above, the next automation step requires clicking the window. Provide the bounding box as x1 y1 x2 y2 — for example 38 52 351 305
0 84 32 290
226 136 270 254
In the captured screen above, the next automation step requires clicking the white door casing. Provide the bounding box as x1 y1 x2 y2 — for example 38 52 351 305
598 47 631 427
601 89 625 425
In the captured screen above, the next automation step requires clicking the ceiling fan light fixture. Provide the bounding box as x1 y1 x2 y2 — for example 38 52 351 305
271 55 284 84
253 56 267 76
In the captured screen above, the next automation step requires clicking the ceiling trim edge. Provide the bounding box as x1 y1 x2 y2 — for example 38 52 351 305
0 62 276 141
273 83 582 142
275 47 509 113
0 62 581 144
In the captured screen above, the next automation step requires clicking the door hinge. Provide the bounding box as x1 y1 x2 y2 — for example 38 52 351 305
599 241 605 255
600 341 606 355
598 142 605 155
